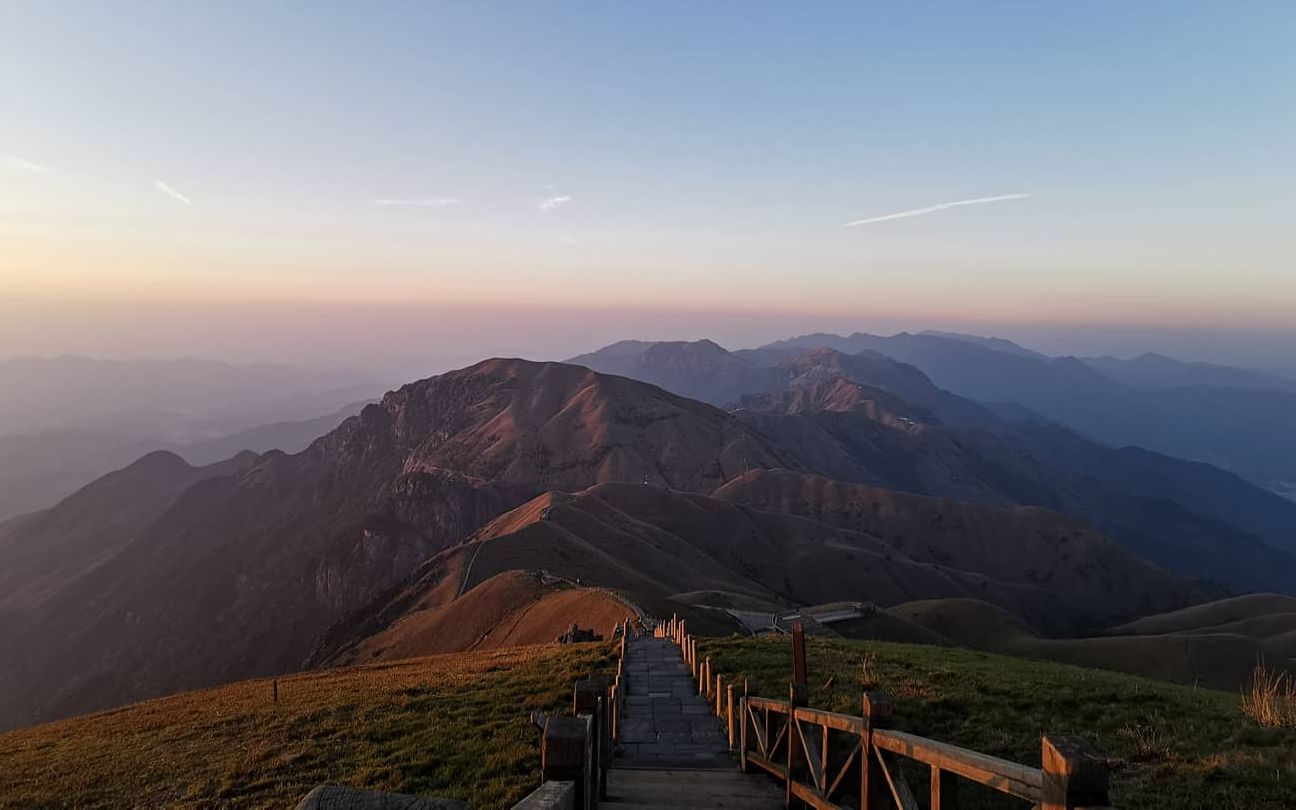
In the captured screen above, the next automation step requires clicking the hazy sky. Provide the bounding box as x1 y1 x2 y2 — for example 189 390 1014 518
2 2 1294 368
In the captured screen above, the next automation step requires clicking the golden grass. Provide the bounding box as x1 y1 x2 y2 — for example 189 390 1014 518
0 643 614 809
1242 662 1296 729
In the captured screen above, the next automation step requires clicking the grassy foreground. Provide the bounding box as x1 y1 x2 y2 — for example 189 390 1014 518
0 644 614 809
700 636 1296 810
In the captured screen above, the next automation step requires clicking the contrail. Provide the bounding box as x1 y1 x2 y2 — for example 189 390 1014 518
154 180 192 205
841 193 1030 227
539 195 571 211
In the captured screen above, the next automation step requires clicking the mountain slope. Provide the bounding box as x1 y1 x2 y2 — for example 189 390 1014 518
0 359 781 730
712 469 1198 622
0 450 259 614
319 479 1197 668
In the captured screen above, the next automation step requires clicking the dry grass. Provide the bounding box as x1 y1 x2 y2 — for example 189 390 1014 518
1242 662 1296 729
858 650 879 691
0 643 614 809
1118 717 1174 762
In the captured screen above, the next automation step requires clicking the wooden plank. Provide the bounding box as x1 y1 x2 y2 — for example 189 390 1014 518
825 741 860 800
798 717 825 791
768 712 788 759
746 752 789 781
794 705 865 734
874 747 919 810
788 777 847 810
746 696 791 713
873 728 1042 802
747 704 768 754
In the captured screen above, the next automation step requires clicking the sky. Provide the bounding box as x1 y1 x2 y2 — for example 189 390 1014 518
2 2 1294 370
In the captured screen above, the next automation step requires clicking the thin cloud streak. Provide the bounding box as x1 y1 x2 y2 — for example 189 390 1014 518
539 195 571 211
841 193 1030 227
154 180 193 205
372 197 461 207
2 157 49 174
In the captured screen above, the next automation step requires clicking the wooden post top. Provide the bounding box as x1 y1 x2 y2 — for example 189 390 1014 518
572 678 608 715
1041 735 1109 809
862 692 893 724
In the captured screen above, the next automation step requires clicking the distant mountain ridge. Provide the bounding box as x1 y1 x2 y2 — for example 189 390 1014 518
566 339 776 405
756 330 1296 491
0 400 373 521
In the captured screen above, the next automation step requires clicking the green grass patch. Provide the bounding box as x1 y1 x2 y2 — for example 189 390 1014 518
700 636 1296 809
0 644 614 809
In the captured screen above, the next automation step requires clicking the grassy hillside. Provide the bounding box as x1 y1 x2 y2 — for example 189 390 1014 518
699 636 1296 810
0 644 614 809
5 634 1291 809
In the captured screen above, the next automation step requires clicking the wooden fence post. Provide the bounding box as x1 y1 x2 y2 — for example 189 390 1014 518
791 622 807 701
542 716 592 810
727 683 736 750
860 692 893 810
610 680 619 742
596 696 609 801
715 673 723 717
787 682 803 807
573 677 612 804
1041 736 1109 810
931 765 958 809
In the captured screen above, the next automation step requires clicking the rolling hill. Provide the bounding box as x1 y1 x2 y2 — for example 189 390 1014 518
877 597 1292 691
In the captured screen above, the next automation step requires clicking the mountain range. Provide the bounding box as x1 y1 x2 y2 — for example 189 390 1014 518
3 334 1296 732
757 331 1296 494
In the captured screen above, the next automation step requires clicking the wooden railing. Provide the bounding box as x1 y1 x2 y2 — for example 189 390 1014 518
519 617 637 810
660 615 1112 810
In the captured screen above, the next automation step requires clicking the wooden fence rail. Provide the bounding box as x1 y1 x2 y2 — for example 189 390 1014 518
662 614 1112 810
525 616 637 810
